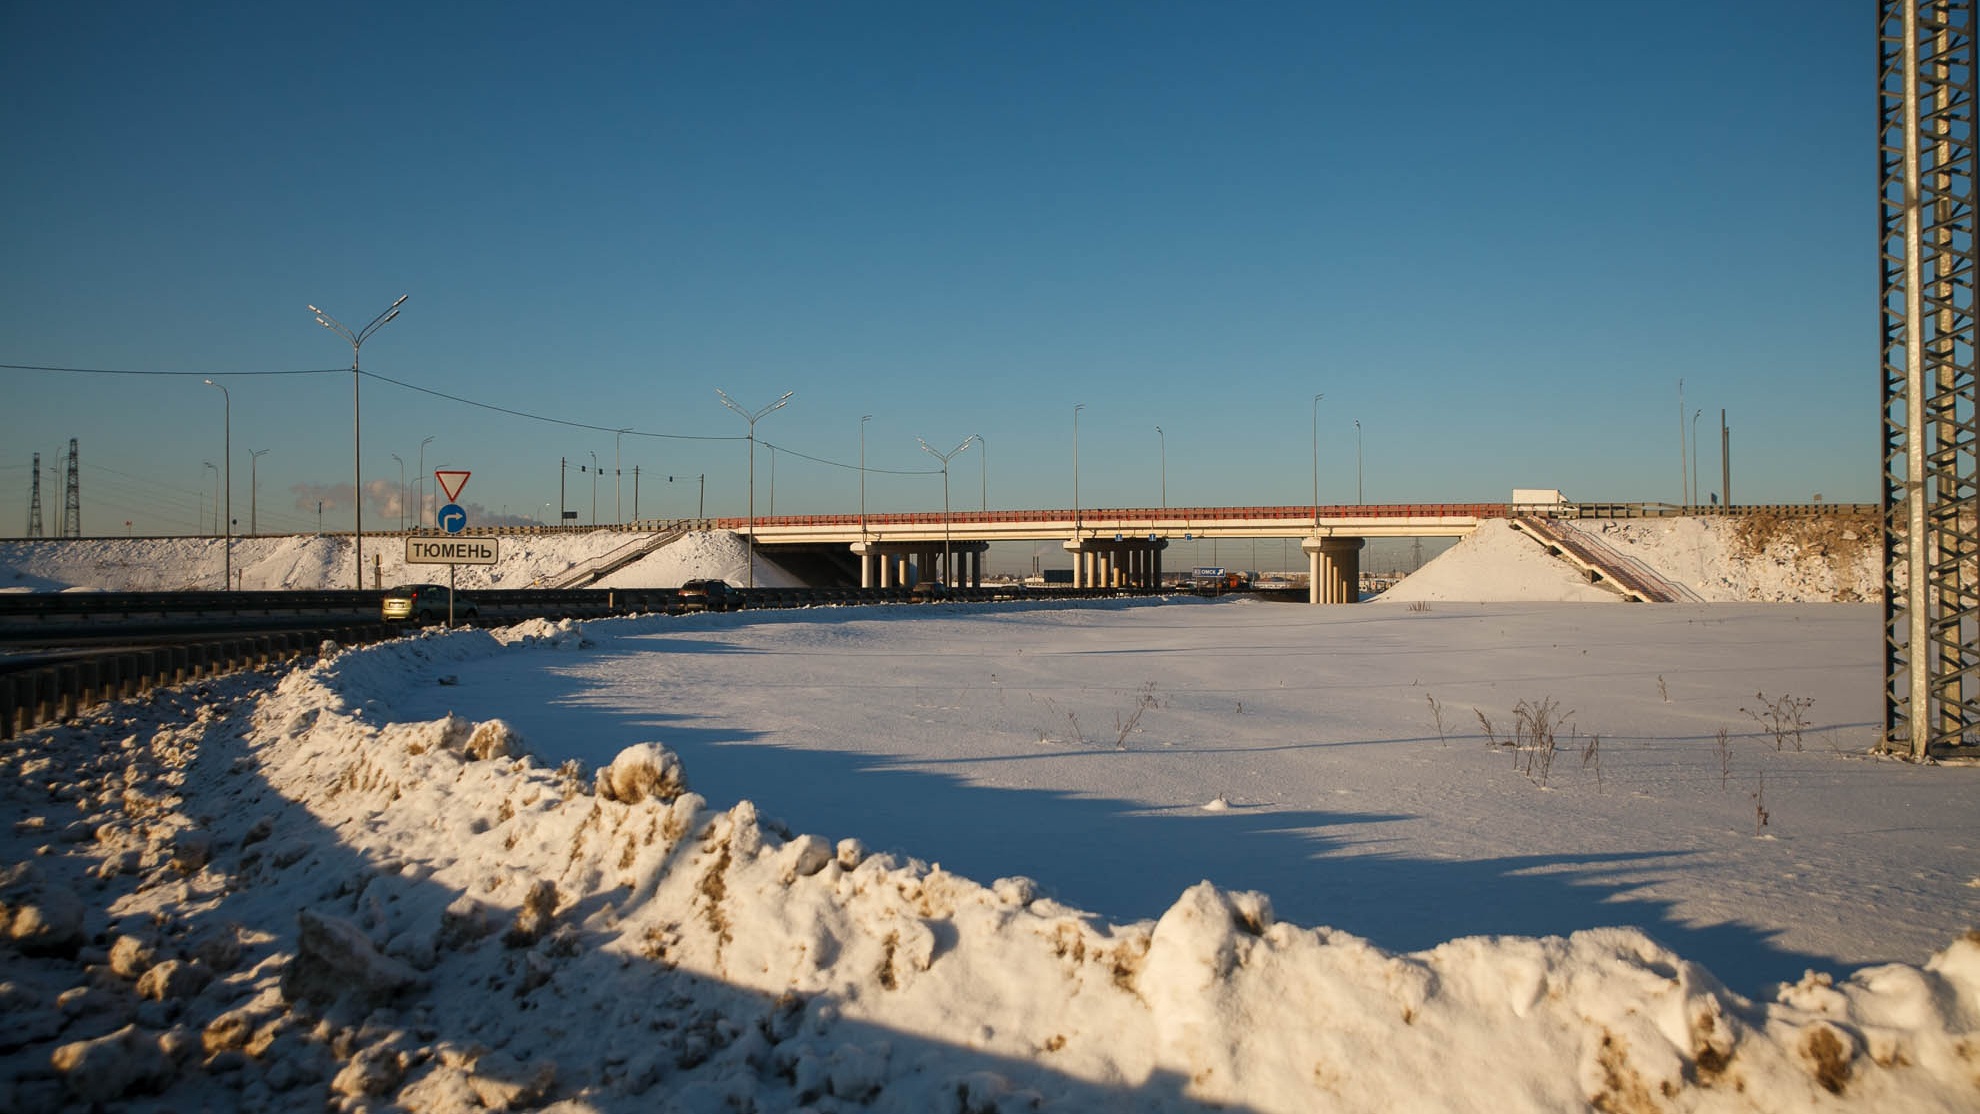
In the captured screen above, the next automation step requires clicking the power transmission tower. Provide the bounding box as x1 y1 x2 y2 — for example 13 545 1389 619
61 439 81 538
26 452 42 537
1880 0 1980 757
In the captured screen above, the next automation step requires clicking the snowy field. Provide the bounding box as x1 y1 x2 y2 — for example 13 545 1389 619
6 595 1980 1112
7 515 1976 1112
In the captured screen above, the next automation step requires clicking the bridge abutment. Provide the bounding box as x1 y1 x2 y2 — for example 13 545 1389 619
1302 536 1364 604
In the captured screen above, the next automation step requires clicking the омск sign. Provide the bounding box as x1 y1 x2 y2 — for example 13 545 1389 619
406 537 500 565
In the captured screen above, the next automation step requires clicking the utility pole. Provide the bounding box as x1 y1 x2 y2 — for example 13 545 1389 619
26 452 42 537
1878 0 1979 758
62 439 79 538
559 457 566 527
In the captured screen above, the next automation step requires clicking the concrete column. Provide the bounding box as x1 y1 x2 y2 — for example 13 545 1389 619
1064 539 1086 587
851 543 877 588
1302 537 1365 604
1153 541 1164 589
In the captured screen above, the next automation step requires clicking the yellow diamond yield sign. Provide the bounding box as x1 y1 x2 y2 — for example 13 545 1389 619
435 470 471 502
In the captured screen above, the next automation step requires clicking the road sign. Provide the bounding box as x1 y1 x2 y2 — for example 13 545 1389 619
405 537 499 565
438 503 468 534
434 470 471 501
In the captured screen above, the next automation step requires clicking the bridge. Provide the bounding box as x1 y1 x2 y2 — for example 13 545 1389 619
729 503 1504 603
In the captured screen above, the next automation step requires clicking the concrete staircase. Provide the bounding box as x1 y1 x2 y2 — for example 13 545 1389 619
1508 517 1700 603
545 526 690 589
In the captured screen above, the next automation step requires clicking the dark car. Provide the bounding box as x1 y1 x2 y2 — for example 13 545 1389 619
675 578 736 613
910 580 948 603
381 584 479 625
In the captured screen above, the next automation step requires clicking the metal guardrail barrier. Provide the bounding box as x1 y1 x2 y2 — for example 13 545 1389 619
0 624 395 741
0 586 1150 738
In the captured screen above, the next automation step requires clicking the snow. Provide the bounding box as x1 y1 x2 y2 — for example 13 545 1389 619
1375 514 1883 605
0 529 802 593
5 592 1979 1111
1372 520 1618 603
6 516 1971 1112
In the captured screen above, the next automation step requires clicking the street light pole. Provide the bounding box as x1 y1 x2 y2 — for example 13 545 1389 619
716 389 793 589
1677 377 1687 508
859 415 872 539
249 449 269 535
390 453 405 531
1355 419 1363 505
1311 393 1323 530
310 295 407 590
203 462 215 535
203 380 230 589
918 436 975 585
1073 404 1084 536
1156 426 1166 510
417 436 433 528
615 428 631 525
588 451 598 525
974 433 986 511
1691 408 1702 507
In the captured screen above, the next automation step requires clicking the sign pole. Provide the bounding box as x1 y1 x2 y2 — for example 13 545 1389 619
449 562 457 628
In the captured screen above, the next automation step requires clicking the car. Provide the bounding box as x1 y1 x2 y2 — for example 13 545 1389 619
381 584 479 625
910 580 948 603
675 578 736 613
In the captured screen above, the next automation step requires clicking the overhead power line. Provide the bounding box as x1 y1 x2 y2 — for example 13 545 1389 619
5 360 948 478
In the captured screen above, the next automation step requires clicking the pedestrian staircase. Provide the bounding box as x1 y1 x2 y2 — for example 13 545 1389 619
1508 516 1700 603
544 525 690 589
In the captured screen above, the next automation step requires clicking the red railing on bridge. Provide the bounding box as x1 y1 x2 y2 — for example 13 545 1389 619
708 504 1513 531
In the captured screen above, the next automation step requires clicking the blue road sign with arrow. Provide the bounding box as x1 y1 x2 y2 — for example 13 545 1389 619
438 503 467 534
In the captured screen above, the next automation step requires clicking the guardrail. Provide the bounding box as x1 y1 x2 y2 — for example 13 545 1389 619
1 624 395 741
0 585 1148 738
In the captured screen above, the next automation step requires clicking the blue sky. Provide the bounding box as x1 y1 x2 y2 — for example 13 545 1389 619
2 0 1868 537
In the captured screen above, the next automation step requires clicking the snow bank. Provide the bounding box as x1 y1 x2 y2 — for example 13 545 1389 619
1373 520 1617 603
1585 515 1882 603
3 623 1977 1111
0 529 799 593
1375 515 1881 604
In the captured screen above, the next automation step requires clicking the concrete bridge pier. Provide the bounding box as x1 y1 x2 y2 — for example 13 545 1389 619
852 541 988 588
1064 538 1167 589
1302 536 1365 604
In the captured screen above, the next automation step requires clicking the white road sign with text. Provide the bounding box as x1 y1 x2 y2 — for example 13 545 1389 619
405 537 500 565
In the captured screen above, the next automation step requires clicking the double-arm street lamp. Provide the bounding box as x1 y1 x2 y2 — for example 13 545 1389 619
716 389 792 588
919 435 976 585
203 379 230 589
310 295 407 589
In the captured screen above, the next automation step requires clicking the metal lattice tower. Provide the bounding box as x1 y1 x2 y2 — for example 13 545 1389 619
25 452 42 538
1880 0 1980 757
61 439 80 539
